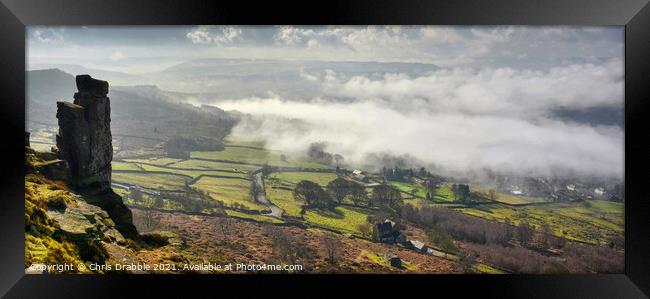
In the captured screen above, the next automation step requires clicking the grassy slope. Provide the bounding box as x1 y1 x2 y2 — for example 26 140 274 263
25 177 87 270
191 146 332 169
268 172 338 187
304 206 373 235
265 185 303 218
457 200 624 244
136 163 248 179
123 157 183 166
191 176 266 211
167 159 259 172
112 172 189 190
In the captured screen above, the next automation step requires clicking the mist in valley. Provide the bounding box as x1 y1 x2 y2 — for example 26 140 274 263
27 26 624 183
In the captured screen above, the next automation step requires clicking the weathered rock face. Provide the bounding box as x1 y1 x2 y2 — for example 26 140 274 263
53 75 139 240
56 75 113 189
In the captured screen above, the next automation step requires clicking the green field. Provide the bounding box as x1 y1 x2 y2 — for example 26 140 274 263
112 161 145 171
136 163 248 179
433 183 457 201
223 136 267 149
304 206 373 235
191 145 331 169
167 159 258 173
474 263 506 274
389 181 428 198
268 172 338 187
112 172 189 190
456 200 624 244
191 176 266 212
265 185 303 218
123 157 183 166
470 184 549 205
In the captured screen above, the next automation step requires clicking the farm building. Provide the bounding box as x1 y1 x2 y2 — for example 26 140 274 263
375 219 403 244
404 239 428 253
352 169 369 182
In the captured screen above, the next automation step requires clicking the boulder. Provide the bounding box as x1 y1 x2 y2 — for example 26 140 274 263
36 160 69 182
385 253 402 268
82 188 139 240
75 74 109 97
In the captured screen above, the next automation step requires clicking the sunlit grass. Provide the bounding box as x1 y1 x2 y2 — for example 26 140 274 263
191 176 266 211
112 172 189 190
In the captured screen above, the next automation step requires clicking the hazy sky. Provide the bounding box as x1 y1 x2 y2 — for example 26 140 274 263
27 26 624 180
27 26 623 73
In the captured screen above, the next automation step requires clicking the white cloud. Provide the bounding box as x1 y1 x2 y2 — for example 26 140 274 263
32 28 64 44
109 50 126 61
214 58 623 180
319 58 623 116
186 26 242 45
219 96 622 179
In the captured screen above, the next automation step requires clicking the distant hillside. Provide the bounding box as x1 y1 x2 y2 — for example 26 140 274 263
552 105 623 128
152 58 441 99
27 69 77 128
28 63 144 86
26 69 237 158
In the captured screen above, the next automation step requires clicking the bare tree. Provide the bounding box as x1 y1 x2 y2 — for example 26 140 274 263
130 187 144 203
489 189 497 201
321 234 342 265
141 209 160 231
217 216 235 240
517 221 534 247
264 226 312 266
539 223 553 250
456 252 477 273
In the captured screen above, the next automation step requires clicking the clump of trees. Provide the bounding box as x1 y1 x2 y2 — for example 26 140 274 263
450 184 471 201
326 178 351 204
294 180 335 210
164 136 224 158
294 178 373 212
563 242 624 273
401 205 514 246
371 184 403 213
464 242 567 274
293 178 404 219
325 177 369 207
426 225 458 253
516 220 534 246
307 142 344 166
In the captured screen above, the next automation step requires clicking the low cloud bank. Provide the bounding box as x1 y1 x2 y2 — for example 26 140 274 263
215 60 623 180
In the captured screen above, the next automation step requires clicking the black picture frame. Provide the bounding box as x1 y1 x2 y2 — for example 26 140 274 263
1 0 648 297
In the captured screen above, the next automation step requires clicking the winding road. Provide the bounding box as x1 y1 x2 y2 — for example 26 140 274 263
253 171 283 218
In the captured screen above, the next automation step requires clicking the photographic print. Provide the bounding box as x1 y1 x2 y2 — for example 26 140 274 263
24 26 624 274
